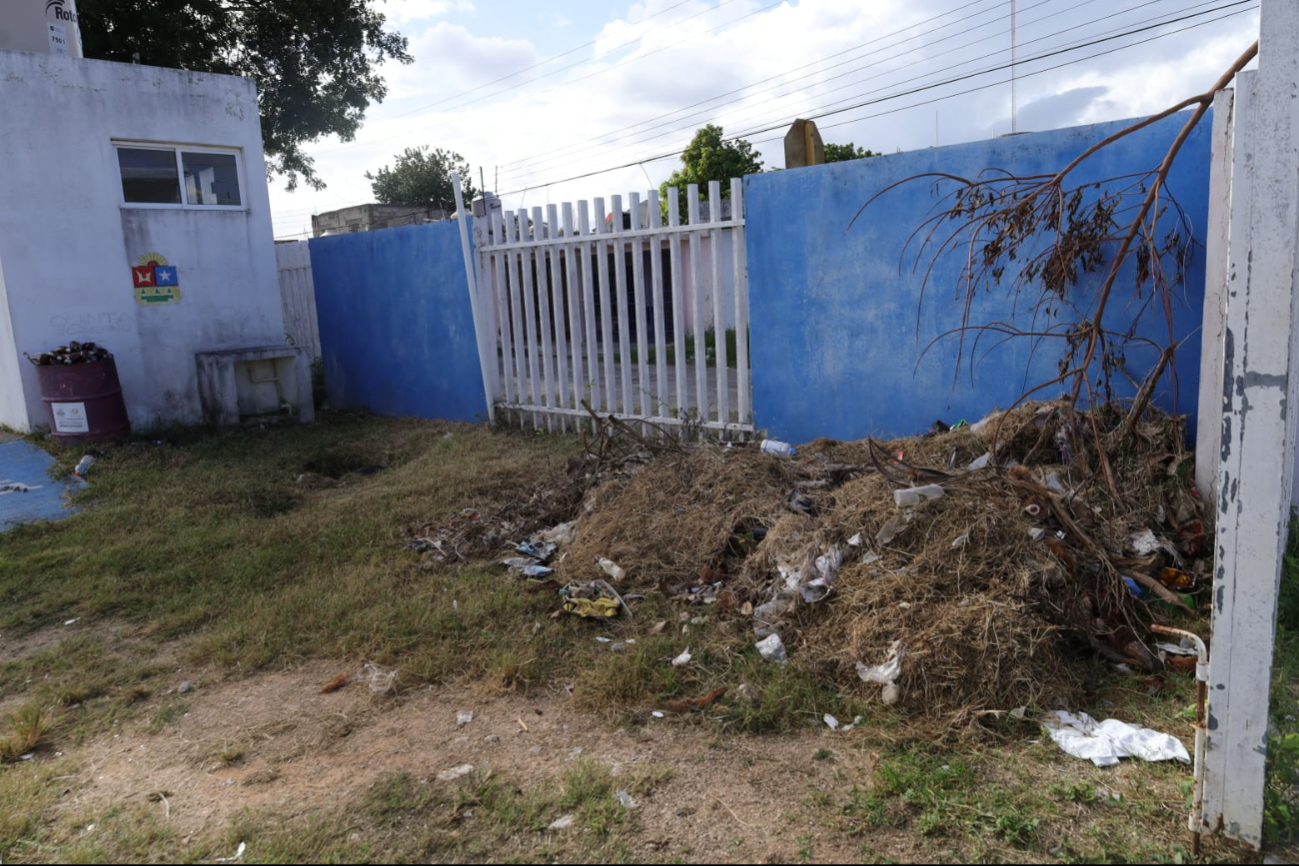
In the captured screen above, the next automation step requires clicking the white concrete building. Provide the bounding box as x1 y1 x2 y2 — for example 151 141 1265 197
0 47 307 432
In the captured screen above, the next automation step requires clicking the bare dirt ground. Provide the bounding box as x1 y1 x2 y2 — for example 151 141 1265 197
61 659 888 863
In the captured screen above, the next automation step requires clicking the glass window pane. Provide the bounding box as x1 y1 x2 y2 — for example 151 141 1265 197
118 147 181 204
182 151 241 206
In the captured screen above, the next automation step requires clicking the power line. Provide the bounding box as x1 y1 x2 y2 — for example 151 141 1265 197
495 0 1013 179
495 3 1255 197
498 0 1192 187
499 0 1232 190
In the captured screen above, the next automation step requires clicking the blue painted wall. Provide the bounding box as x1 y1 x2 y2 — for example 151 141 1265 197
746 113 1212 445
309 220 486 422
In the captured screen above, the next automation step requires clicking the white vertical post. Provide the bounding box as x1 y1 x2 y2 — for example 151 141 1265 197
1196 89 1237 502
547 203 569 432
452 173 496 423
628 192 652 421
731 177 751 426
1204 3 1297 847
649 189 670 421
687 186 708 426
504 212 529 427
668 187 688 421
610 194 633 414
532 207 556 432
578 202 601 420
708 180 729 430
491 210 516 407
594 197 616 414
562 203 584 420
517 211 543 427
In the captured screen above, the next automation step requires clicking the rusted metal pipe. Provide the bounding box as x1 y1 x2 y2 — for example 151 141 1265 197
1151 624 1208 857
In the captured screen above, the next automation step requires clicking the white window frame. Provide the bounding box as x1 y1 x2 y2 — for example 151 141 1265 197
113 141 248 211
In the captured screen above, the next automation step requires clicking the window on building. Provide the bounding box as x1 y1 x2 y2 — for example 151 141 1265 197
115 143 244 209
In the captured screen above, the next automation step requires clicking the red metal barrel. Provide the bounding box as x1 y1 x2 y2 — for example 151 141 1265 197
37 357 131 445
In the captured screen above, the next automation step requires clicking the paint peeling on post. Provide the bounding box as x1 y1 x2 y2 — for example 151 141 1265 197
1201 3 1297 848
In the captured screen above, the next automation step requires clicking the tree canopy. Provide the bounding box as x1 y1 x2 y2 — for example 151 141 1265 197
824 142 880 163
660 124 763 207
79 0 412 191
366 147 478 212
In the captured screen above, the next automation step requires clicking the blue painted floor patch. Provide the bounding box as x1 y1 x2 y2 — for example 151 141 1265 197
0 440 85 532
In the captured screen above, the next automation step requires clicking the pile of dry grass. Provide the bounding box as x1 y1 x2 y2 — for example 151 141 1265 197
550 401 1208 724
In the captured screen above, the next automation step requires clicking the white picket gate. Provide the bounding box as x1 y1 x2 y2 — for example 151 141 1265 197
276 240 320 360
457 178 753 436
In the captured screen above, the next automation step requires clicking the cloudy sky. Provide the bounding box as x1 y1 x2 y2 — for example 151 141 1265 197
268 0 1260 239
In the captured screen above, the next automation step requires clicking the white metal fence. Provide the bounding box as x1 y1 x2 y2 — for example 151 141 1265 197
465 179 752 436
276 240 320 360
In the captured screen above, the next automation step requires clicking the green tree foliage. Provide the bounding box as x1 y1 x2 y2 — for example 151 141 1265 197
824 142 880 163
365 147 478 211
79 0 412 191
660 124 763 214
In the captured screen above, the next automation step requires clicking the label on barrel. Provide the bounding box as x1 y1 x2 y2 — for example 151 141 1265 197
52 402 89 433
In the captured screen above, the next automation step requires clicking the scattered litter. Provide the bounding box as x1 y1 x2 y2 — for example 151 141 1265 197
518 540 557 563
1043 472 1067 494
1028 528 1047 542
951 531 969 549
595 637 612 643
856 642 905 705
74 455 94 477
1156 643 1198 658
894 485 944 508
178 681 193 695
651 711 665 719
614 789 639 809
787 490 815 515
213 842 247 863
517 717 529 732
1158 567 1196 590
561 580 627 618
501 557 538 570
537 521 578 546
19 753 34 761
63 619 77 626
840 715 864 733
519 565 554 578
861 551 881 566
436 764 475 782
548 815 575 831
597 557 627 582
968 452 992 471
456 711 475 728
760 439 797 458
1122 577 1144 598
0 480 38 495
649 621 667 635
848 532 863 547
1128 529 1160 557
671 648 692 667
1042 711 1190 767
874 515 903 546
756 633 788 663
823 713 840 730
362 663 399 696
1010 707 1027 720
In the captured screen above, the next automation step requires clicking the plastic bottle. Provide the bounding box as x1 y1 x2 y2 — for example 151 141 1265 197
74 455 94 477
893 484 944 507
760 439 796 457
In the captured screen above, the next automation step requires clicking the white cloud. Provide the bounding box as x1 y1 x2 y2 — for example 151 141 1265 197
269 0 1262 239
383 0 474 26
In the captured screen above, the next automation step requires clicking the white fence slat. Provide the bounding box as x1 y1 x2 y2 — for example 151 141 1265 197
276 240 321 360
594 197 617 414
532 207 557 432
578 201 600 420
731 178 751 426
708 180 729 429
491 211 516 405
610 194 634 414
562 203 584 420
687 186 708 423
629 192 652 421
667 187 688 420
547 204 570 432
514 212 543 427
648 189 669 420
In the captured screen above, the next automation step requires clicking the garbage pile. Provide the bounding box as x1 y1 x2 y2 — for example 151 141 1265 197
24 341 113 366
412 401 1210 725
